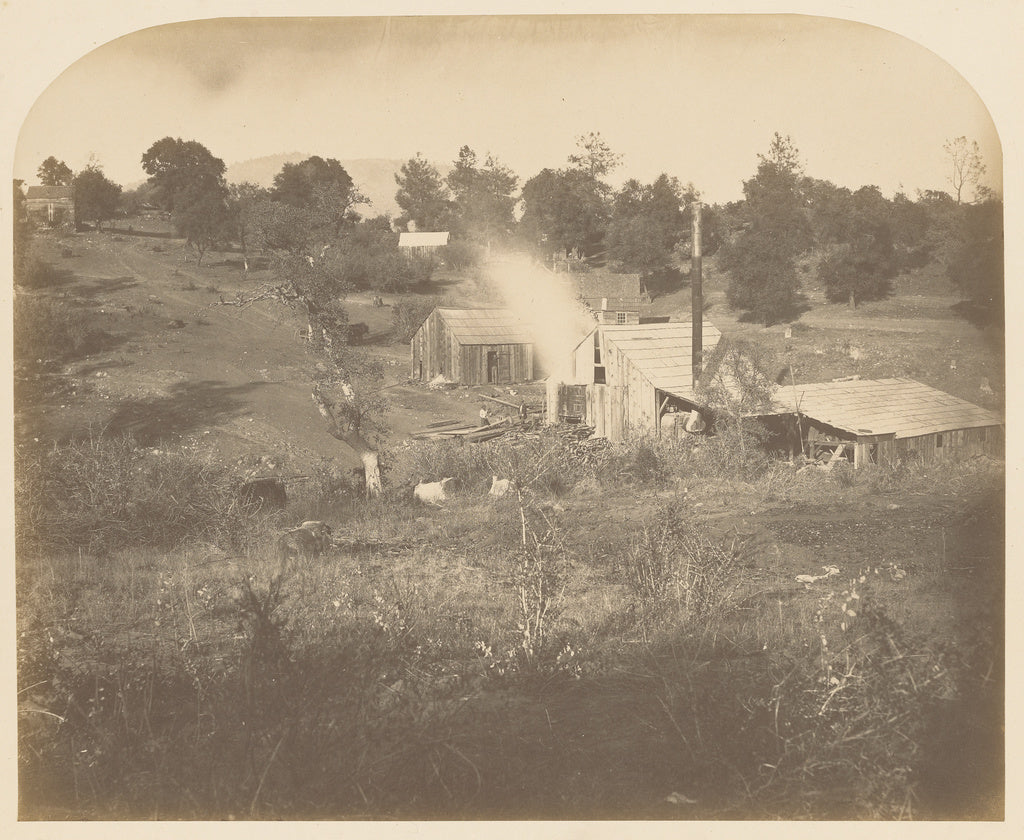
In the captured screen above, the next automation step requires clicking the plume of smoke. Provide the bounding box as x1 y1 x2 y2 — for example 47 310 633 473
485 252 595 381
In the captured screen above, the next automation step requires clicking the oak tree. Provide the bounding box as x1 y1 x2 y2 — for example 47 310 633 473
37 156 73 187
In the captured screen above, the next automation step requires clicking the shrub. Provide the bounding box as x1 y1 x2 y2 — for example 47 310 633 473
440 239 484 271
13 295 112 364
16 435 275 554
624 506 744 636
385 436 495 495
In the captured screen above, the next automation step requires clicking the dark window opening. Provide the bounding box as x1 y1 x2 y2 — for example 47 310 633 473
594 366 606 385
936 434 943 448
616 311 627 324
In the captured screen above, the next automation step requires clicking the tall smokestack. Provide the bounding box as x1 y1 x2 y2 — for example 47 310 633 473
691 202 703 386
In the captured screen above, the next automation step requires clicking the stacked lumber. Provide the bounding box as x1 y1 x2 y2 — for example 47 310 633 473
409 417 513 443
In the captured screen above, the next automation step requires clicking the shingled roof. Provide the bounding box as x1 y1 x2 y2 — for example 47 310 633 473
771 378 1002 438
25 186 73 200
571 272 643 299
436 308 533 345
600 321 722 400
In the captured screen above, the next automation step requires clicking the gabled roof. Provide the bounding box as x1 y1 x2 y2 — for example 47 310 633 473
399 231 450 247
771 378 1002 438
581 296 644 312
571 272 643 299
26 185 73 200
599 321 722 400
435 308 533 345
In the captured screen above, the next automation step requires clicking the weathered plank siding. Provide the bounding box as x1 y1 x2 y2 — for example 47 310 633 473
460 343 532 386
411 309 450 381
411 308 534 384
586 385 626 441
887 425 1003 465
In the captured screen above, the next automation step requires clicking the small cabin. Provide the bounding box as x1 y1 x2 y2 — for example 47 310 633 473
411 308 534 385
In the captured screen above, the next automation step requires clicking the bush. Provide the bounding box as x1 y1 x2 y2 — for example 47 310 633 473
624 506 743 636
384 438 493 498
16 436 275 554
440 239 484 271
13 295 112 364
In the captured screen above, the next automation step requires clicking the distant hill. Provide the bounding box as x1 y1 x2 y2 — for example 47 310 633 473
225 154 410 221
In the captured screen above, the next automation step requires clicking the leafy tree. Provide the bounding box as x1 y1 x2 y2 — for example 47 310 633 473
817 185 897 307
247 197 314 256
887 191 931 270
37 156 73 187
73 164 122 231
915 189 963 269
568 131 623 179
171 182 230 265
605 175 690 275
802 178 852 247
270 156 367 235
394 153 452 232
947 199 1003 323
227 182 269 270
944 136 987 205
519 167 610 259
446 146 518 246
141 137 226 211
719 133 811 325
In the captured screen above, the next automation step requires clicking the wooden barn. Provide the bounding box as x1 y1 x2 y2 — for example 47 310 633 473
411 308 534 385
549 320 722 441
765 378 1003 467
570 272 649 324
25 185 74 227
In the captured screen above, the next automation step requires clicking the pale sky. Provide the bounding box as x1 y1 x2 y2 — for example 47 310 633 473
11 12 1003 205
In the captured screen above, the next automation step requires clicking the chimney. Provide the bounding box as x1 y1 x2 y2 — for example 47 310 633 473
691 202 703 386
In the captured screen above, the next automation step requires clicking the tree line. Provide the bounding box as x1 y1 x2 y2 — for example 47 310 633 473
22 129 1001 328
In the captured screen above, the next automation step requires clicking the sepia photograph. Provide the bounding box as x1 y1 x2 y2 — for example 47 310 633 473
4 1 1014 827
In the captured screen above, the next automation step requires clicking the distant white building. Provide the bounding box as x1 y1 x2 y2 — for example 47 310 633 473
398 231 450 254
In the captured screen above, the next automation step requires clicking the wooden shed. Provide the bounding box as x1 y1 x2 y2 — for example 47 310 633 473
398 231 450 254
767 378 1003 467
411 308 534 385
552 320 722 441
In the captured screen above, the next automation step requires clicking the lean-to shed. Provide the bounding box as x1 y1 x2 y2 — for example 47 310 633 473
767 378 1003 467
411 308 534 385
553 320 721 440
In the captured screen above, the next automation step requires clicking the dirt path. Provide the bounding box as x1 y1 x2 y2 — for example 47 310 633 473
17 234 492 470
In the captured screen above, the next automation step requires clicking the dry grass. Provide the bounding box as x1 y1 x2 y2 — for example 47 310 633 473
16 430 1003 819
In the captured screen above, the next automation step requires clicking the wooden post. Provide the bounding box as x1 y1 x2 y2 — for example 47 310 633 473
691 202 703 386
